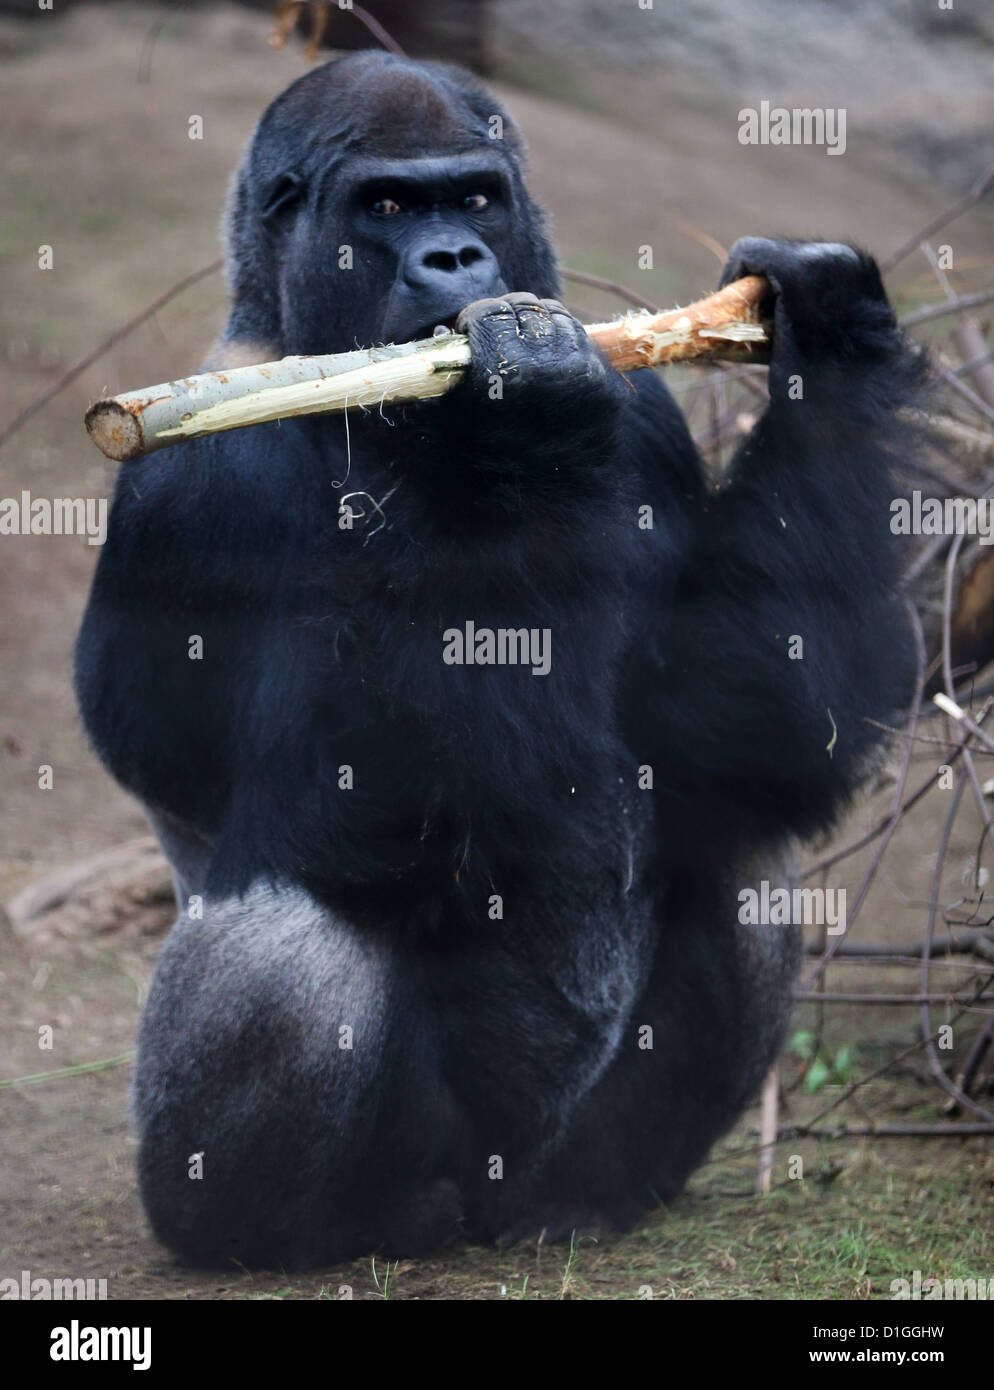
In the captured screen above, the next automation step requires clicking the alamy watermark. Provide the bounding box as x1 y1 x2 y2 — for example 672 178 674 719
891 1270 994 1300
1 1268 108 1299
738 880 847 935
442 621 551 676
0 490 107 546
50 1320 150 1371
891 491 994 546
738 101 846 156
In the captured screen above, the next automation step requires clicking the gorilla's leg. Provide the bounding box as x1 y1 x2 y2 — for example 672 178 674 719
133 879 653 1267
423 889 658 1245
133 883 464 1268
500 864 801 1242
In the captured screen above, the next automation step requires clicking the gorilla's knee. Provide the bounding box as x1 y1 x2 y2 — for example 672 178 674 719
133 883 458 1267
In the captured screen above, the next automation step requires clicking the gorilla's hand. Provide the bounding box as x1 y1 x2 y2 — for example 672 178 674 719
439 292 624 465
456 292 612 393
718 237 900 386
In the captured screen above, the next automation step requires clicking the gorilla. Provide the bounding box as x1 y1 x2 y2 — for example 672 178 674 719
75 52 921 1266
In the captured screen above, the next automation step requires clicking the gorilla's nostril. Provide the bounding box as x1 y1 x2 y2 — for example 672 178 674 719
422 246 485 274
422 250 460 273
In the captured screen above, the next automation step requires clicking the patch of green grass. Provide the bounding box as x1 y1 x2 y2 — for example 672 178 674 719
201 1150 991 1301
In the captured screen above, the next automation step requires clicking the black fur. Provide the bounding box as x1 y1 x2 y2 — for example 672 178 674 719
75 54 920 1267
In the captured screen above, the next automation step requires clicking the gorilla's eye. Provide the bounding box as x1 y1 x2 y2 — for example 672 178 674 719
371 197 403 216
463 193 490 212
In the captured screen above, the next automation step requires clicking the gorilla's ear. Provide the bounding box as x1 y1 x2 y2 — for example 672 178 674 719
260 171 306 231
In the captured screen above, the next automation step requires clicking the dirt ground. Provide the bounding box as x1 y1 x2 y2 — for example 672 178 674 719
1 3 992 1300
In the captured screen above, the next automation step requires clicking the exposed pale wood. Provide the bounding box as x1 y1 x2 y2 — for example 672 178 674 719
586 275 768 370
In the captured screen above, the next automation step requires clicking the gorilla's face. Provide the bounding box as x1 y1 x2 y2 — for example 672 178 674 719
230 53 560 356
261 147 516 349
320 152 510 344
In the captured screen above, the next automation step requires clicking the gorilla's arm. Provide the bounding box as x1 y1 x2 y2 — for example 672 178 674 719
622 239 921 860
74 423 318 840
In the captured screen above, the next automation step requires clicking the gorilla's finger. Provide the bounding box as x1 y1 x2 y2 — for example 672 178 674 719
455 297 515 333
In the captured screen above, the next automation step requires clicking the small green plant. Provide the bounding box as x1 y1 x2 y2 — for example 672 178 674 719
371 1257 397 1300
559 1230 581 1300
789 1031 854 1092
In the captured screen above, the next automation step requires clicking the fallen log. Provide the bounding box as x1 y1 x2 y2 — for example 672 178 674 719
85 275 770 462
5 837 174 947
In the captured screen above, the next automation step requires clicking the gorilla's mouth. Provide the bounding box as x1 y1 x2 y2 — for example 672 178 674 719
385 314 461 346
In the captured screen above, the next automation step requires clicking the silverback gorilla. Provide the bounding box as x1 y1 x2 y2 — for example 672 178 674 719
75 53 921 1266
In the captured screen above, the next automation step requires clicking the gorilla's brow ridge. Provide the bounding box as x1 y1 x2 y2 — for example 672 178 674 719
347 156 513 199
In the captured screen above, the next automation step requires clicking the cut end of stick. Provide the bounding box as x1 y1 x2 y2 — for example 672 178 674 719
84 399 145 464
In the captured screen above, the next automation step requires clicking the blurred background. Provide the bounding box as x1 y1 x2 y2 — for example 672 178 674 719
1 1 992 1300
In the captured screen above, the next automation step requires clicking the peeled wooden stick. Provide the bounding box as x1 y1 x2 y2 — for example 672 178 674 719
86 275 769 463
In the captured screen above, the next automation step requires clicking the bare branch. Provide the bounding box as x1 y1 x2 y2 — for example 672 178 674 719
0 259 222 453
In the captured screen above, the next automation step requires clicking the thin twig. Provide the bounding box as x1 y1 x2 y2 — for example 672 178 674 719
900 286 994 328
934 358 994 429
560 268 658 312
802 736 977 878
796 990 994 1005
0 259 223 452
959 1012 994 1097
804 928 994 958
881 158 994 272
351 4 407 57
780 1121 994 1138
